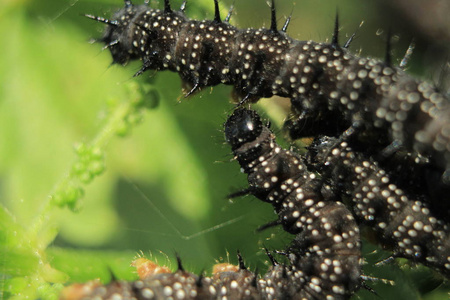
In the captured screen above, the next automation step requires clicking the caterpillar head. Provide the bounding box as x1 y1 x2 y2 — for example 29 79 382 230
224 108 264 150
99 4 148 65
96 1 187 72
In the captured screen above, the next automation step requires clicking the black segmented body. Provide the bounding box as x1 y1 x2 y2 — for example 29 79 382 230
69 259 358 300
225 108 362 299
63 268 263 299
91 0 450 184
307 136 450 278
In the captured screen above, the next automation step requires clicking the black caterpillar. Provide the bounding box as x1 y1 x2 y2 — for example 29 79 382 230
307 135 450 278
61 108 362 299
226 109 450 278
87 0 450 189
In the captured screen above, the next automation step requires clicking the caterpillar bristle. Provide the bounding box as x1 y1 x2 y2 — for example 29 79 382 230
124 0 133 8
164 0 171 13
270 0 278 32
224 3 234 23
84 14 118 26
257 219 283 232
101 40 119 51
332 11 339 46
176 254 184 271
180 1 187 12
196 270 204 287
213 0 221 23
264 248 278 266
236 251 248 270
227 188 252 199
282 14 291 32
343 21 363 48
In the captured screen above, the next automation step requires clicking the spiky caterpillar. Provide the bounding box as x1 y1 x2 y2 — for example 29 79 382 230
305 135 450 278
224 108 362 299
87 0 450 185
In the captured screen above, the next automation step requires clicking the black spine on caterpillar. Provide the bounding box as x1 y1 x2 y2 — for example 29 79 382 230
225 108 362 299
88 0 450 184
307 136 450 278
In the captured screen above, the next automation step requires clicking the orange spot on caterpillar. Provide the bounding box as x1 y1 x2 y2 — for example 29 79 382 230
131 257 171 279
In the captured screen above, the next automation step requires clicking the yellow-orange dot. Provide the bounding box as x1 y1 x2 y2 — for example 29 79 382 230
212 263 240 275
132 258 171 279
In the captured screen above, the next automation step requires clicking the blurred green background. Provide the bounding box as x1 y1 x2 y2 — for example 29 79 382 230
0 0 448 299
